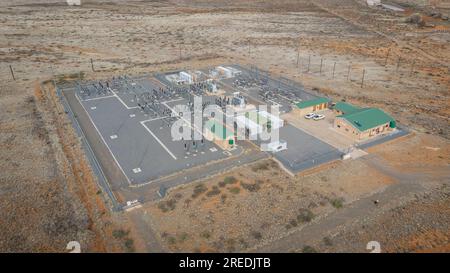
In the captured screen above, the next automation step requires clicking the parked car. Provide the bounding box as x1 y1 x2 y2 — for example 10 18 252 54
313 114 325 121
304 113 316 119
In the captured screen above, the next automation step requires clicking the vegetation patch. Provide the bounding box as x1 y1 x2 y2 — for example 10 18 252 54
302 245 317 253
241 181 262 192
206 185 221 197
192 183 208 198
229 187 241 194
330 197 345 209
323 236 333 246
112 229 129 239
251 162 270 172
200 231 211 239
297 208 315 223
158 198 177 212
124 238 135 252
250 230 262 240
178 232 189 242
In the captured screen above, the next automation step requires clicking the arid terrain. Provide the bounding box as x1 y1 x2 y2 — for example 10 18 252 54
0 0 449 252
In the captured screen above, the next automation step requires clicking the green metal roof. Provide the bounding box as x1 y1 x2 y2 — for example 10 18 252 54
245 111 269 125
338 108 395 132
205 119 233 140
334 102 360 114
296 97 330 109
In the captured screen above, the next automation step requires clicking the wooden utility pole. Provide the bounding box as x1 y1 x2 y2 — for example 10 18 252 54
296 37 301 68
319 58 323 75
347 64 351 81
361 69 365 88
9 65 15 81
410 60 415 76
332 62 336 79
396 57 401 73
307 55 311 73
384 48 391 66
90 58 95 72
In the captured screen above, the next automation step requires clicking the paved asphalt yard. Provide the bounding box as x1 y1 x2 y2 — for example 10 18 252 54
74 81 241 186
270 124 343 173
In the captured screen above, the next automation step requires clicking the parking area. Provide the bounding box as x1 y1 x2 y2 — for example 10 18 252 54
283 109 355 150
259 124 343 173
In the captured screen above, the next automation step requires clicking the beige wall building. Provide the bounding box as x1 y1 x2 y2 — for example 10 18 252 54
333 108 396 141
294 97 330 116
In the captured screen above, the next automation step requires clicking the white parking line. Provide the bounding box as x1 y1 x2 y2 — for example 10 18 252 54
107 87 139 110
141 116 171 123
83 95 116 102
162 98 185 104
140 120 177 160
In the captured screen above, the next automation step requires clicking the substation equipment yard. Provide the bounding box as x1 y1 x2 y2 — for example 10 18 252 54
59 64 407 209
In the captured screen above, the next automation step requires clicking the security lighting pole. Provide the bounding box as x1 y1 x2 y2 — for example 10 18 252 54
9 65 15 81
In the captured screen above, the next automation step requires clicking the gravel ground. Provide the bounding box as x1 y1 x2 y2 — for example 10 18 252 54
321 184 450 253
0 82 94 252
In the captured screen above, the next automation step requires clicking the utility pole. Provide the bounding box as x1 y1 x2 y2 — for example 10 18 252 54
9 65 15 81
90 58 95 72
296 49 300 68
307 55 311 73
248 39 251 56
332 62 336 79
410 60 415 76
319 58 323 75
384 48 391 66
347 63 351 81
50 66 56 88
299 58 302 74
361 69 365 88
396 57 401 73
